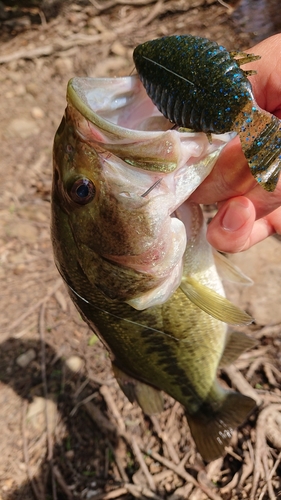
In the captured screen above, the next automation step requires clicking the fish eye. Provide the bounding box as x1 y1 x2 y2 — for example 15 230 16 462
69 178 95 205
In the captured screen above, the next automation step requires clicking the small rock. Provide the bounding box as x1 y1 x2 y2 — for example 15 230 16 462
65 449 75 460
31 106 45 119
54 57 73 76
7 117 38 138
14 84 26 96
111 40 127 57
27 396 58 434
16 348 36 368
5 91 14 99
13 263 26 275
26 82 40 97
65 355 84 373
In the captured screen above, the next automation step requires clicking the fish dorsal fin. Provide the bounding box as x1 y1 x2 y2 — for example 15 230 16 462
112 363 163 415
213 251 253 285
219 331 257 367
187 391 256 461
180 277 253 325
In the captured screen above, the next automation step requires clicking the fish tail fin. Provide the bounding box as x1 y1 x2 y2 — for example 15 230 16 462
186 391 256 462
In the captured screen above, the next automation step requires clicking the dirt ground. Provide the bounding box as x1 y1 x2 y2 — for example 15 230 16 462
1 1 281 499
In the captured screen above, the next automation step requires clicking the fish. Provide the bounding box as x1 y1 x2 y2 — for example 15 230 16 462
51 75 256 461
133 34 281 192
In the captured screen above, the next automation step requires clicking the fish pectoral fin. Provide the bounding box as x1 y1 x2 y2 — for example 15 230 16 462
180 277 253 325
112 363 163 415
186 392 256 462
213 251 253 285
219 331 257 367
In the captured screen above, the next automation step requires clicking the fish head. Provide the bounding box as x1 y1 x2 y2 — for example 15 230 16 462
52 76 232 308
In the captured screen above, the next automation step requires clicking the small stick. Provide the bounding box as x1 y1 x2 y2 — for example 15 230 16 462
223 364 261 404
53 466 74 500
100 385 126 433
22 401 45 500
0 33 115 64
39 302 57 500
130 436 156 491
144 449 223 500
150 415 180 464
89 0 158 11
99 385 156 490
107 440 129 483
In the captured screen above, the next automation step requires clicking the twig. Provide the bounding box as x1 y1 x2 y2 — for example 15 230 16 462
53 466 74 500
262 453 276 500
84 401 117 434
88 483 162 499
250 404 281 500
39 302 57 500
100 385 126 433
223 364 261 404
100 385 156 491
89 0 158 11
130 436 156 491
144 449 223 500
150 415 180 464
140 0 164 27
258 451 281 500
220 471 239 494
22 401 45 500
126 482 163 499
0 33 115 64
107 439 129 483
70 391 98 417
87 486 128 500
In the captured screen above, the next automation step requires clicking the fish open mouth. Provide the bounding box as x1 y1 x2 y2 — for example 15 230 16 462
66 76 233 309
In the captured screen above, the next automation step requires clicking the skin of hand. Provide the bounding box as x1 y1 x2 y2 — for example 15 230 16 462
189 34 281 252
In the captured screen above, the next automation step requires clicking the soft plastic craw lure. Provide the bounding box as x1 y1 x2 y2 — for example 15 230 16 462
133 35 281 191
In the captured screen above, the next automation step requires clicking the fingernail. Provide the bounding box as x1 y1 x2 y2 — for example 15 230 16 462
222 199 251 232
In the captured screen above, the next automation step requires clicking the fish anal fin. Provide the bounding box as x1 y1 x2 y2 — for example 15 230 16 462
187 392 256 462
112 363 163 415
180 277 253 326
219 330 257 367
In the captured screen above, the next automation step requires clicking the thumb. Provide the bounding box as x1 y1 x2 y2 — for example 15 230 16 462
207 197 256 252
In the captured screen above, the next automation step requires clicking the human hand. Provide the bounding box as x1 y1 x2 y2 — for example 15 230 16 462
190 34 281 252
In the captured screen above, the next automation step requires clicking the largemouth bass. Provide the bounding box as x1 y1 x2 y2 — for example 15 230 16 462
52 75 256 461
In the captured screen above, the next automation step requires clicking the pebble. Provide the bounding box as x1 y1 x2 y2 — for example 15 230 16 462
65 355 84 373
16 348 36 368
7 117 38 138
31 106 45 119
27 396 58 433
54 57 74 76
111 40 127 57
26 82 40 97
